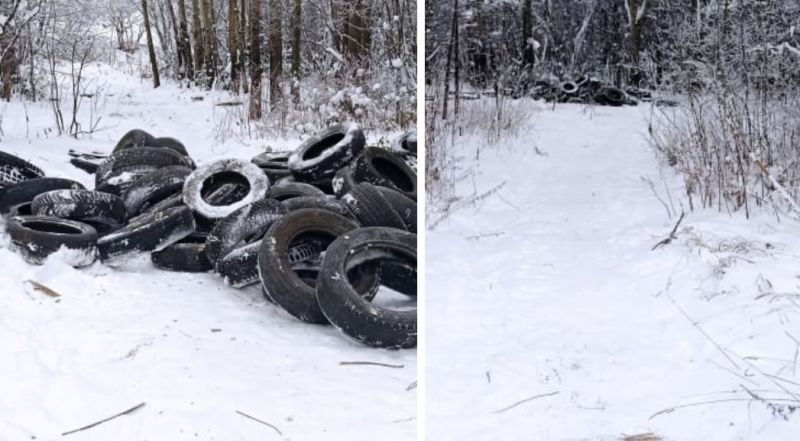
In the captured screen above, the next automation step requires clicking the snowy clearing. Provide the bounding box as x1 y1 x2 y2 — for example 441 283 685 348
427 103 800 441
0 64 415 441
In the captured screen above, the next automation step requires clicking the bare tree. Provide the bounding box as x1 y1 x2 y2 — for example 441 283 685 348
177 0 194 80
268 0 282 108
142 0 161 88
248 0 262 119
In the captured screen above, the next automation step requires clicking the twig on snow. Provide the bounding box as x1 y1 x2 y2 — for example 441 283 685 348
649 397 800 420
491 391 559 414
235 410 282 436
651 211 686 250
25 280 61 297
406 381 417 391
62 402 145 436
391 417 415 423
339 361 404 368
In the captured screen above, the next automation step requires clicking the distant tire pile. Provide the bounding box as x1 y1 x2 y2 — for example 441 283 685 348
531 77 640 106
0 124 417 349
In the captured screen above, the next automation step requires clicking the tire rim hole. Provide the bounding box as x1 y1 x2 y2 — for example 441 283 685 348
371 156 414 192
201 172 251 206
22 220 83 235
302 133 345 160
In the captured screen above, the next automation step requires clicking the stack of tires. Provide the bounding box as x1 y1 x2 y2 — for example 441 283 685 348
0 123 417 349
531 77 635 107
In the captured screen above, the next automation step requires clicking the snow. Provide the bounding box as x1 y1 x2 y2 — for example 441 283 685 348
427 103 800 440
0 61 415 440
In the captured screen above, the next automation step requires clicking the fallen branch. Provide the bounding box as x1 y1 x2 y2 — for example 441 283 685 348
216 101 244 107
649 396 800 420
406 381 417 391
339 361 404 368
62 402 145 436
235 410 282 436
752 156 800 216
651 211 686 250
491 391 559 414
25 280 61 297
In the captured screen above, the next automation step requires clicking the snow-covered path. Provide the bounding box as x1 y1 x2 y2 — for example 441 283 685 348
0 63 415 440
427 104 800 440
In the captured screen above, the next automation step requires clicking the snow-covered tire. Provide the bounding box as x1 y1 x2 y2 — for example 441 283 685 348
31 189 127 233
136 193 184 219
0 151 45 189
596 87 626 107
204 198 287 267
0 178 85 218
151 234 211 272
352 147 417 200
219 240 322 288
317 227 417 349
288 123 366 181
97 206 196 265
375 186 417 233
121 166 192 217
332 165 357 198
267 182 326 201
393 131 417 154
112 129 158 152
257 208 362 323
153 137 189 156
95 147 194 187
282 196 352 218
6 215 97 266
561 81 579 95
252 152 292 183
182 159 269 219
342 183 407 230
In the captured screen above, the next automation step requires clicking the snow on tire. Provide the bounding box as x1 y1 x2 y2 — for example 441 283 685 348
219 240 321 288
393 130 417 154
5 215 97 266
182 159 269 220
112 129 158 153
95 147 194 188
204 198 287 267
257 208 365 323
351 147 417 200
266 182 326 201
341 183 407 230
288 123 366 181
282 196 353 219
97 205 196 265
317 227 417 349
31 189 127 233
121 165 192 217
332 165 357 198
0 178 85 218
0 151 45 189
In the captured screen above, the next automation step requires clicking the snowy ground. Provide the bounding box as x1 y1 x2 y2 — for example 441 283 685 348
0 62 415 440
427 103 800 440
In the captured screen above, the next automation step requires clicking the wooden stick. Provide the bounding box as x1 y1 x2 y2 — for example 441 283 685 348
339 361 404 369
25 280 61 297
651 211 686 250
491 391 559 414
62 402 145 436
235 410 282 436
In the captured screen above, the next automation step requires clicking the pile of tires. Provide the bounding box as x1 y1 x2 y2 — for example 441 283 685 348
531 77 638 107
0 124 417 349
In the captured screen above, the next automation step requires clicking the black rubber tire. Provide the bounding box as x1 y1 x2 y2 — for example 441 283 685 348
94 169 152 197
112 129 158 152
351 147 417 200
378 261 417 297
596 86 626 107
151 234 212 272
121 166 192 217
288 124 366 181
6 215 97 266
182 159 270 219
332 165 357 198
136 193 185 219
219 240 322 288
152 137 189 156
0 178 85 218
97 206 196 265
32 189 127 230
267 182 326 201
96 147 194 187
317 227 417 349
342 183 407 230
70 158 100 174
561 81 579 95
375 186 417 233
282 196 353 219
0 151 45 189
252 151 291 167
257 209 362 323
204 198 287 267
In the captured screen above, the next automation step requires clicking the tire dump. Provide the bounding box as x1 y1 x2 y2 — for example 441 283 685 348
0 125 418 349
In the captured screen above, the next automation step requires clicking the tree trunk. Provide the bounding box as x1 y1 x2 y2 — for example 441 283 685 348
177 0 194 80
229 0 241 92
343 0 371 63
201 0 216 88
269 0 282 108
239 0 249 92
290 0 301 102
441 0 458 120
249 0 262 119
165 0 182 76
522 0 534 74
191 0 205 82
142 0 161 88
